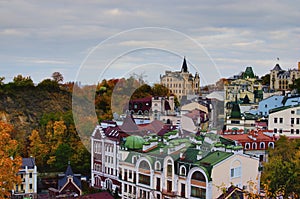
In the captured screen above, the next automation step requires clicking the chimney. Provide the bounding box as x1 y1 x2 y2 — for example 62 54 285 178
298 62 300 71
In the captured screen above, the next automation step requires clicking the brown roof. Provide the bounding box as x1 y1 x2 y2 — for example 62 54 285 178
80 191 114 199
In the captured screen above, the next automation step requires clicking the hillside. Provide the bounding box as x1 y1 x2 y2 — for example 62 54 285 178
0 85 72 144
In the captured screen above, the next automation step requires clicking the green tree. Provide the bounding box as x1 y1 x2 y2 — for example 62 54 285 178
37 78 60 91
0 76 5 85
261 74 270 86
12 74 34 87
261 136 300 197
54 143 73 172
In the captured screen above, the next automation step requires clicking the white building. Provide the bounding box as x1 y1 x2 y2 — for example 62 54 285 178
12 157 38 199
118 133 260 199
268 105 300 137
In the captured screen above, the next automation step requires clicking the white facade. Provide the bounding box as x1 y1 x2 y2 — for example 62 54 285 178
268 105 300 137
118 150 260 199
13 158 38 199
91 125 121 194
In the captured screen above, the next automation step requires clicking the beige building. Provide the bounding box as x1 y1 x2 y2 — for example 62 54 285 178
270 62 300 91
119 133 260 199
160 58 200 101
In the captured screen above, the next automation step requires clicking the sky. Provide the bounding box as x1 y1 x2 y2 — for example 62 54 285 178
1 0 300 85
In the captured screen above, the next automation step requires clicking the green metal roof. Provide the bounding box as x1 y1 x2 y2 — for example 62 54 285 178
199 151 233 166
124 135 145 150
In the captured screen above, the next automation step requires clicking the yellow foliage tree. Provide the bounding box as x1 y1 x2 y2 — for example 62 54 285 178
28 129 48 167
0 121 22 198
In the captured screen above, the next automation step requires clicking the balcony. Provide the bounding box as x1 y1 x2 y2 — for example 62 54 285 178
162 189 176 197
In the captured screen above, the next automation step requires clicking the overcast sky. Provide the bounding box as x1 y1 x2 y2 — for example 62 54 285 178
1 0 300 85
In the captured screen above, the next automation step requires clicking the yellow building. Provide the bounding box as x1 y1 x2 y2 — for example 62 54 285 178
224 67 263 117
160 58 200 101
270 62 300 91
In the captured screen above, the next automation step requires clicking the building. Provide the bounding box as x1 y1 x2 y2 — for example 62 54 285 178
248 95 284 117
160 58 200 101
268 104 300 137
91 116 178 196
118 132 260 199
127 95 177 123
224 67 263 117
270 62 300 91
221 129 276 162
12 157 38 199
91 121 129 195
48 163 82 198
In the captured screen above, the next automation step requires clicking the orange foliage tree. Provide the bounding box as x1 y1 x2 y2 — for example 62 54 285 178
0 121 22 198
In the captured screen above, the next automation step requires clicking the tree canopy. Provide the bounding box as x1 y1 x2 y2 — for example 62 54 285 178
0 122 22 198
261 136 300 198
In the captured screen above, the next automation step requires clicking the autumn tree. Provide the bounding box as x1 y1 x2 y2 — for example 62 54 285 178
28 129 48 168
52 72 64 83
0 122 22 198
261 136 300 197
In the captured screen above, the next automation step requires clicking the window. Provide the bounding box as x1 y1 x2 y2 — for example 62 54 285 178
297 129 300 134
291 110 295 114
268 142 274 149
265 104 267 108
167 180 172 192
260 142 265 149
297 118 300 124
29 184 32 190
297 109 300 115
155 161 161 170
180 166 186 176
245 143 250 149
291 129 294 134
279 129 283 134
291 118 295 124
230 166 241 178
191 186 206 198
167 165 172 176
138 174 150 185
274 118 278 123
279 118 283 123
156 177 160 190
181 183 185 197
274 128 277 133
29 173 32 178
252 143 257 149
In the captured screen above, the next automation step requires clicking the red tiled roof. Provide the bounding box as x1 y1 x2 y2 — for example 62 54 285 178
222 130 275 143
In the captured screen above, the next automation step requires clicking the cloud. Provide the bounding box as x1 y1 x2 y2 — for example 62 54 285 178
0 0 300 84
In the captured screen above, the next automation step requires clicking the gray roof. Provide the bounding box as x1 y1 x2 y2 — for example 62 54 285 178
58 163 81 190
272 63 282 71
21 157 35 169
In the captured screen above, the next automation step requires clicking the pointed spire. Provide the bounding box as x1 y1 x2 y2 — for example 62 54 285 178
181 57 188 73
65 162 74 176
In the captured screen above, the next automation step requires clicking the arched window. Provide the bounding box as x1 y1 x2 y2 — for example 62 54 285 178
155 161 161 170
268 142 274 149
245 143 250 149
180 165 186 176
167 159 173 176
260 142 265 149
191 171 206 182
139 160 150 170
252 142 257 149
